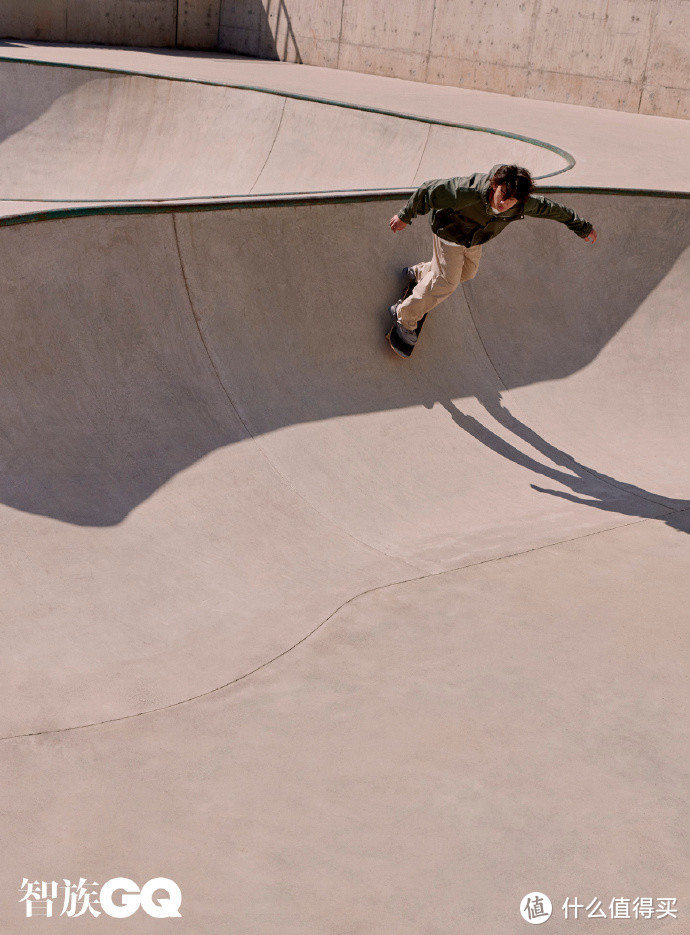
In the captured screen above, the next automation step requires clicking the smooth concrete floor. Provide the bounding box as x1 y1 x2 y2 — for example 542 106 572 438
0 45 688 934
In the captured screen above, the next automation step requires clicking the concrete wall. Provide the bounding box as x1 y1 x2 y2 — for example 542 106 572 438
0 0 221 50
1 0 687 118
216 0 689 119
219 0 689 119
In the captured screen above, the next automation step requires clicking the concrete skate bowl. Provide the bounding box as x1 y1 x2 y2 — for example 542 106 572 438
0 189 688 739
0 58 573 205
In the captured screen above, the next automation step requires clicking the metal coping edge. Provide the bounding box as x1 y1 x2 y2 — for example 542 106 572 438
0 187 688 230
0 51 575 180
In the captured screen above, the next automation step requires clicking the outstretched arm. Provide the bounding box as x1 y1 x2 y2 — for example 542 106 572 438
524 194 595 240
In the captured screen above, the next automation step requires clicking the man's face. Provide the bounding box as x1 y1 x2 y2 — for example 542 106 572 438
490 184 518 213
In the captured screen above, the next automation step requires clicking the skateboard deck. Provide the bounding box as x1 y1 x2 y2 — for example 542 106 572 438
386 279 427 358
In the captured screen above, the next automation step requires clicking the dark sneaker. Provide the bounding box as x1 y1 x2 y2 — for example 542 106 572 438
389 303 417 345
402 266 417 283
396 322 418 345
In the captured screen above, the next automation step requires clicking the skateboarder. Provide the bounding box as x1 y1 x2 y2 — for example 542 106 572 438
388 164 597 347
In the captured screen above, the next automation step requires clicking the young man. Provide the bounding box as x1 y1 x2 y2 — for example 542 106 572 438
389 164 597 346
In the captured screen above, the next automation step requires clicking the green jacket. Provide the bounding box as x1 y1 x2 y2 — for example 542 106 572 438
397 164 593 247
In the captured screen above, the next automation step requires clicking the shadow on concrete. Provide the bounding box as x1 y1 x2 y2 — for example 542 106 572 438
219 0 302 63
265 0 302 63
0 54 95 146
462 193 690 387
439 395 690 535
0 195 687 527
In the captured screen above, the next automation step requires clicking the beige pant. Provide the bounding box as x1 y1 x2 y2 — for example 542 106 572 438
397 235 482 330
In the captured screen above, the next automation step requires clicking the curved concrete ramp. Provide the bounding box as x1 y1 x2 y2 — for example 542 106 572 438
1 152 689 931
0 60 568 202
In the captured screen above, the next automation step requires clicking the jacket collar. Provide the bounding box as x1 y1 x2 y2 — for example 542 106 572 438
480 165 501 206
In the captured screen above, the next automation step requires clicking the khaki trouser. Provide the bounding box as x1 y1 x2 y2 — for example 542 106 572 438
397 235 482 330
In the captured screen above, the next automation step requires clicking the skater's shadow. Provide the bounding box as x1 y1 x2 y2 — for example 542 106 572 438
438 392 690 535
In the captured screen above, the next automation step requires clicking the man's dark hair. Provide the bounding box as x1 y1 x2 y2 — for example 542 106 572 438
490 165 535 203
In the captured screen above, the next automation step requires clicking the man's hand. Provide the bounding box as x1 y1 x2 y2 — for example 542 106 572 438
585 228 597 244
390 215 408 233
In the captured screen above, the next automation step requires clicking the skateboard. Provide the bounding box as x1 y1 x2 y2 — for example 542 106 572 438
386 279 427 358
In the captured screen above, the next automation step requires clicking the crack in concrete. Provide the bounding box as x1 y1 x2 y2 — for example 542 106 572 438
4 510 686 743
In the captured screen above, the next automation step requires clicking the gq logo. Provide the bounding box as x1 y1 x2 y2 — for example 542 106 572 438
100 878 181 919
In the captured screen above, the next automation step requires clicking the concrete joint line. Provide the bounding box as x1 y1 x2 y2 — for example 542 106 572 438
336 0 346 70
0 54 577 186
462 287 509 394
525 0 543 73
411 123 433 187
639 0 663 114
1 512 679 744
423 0 441 84
170 213 417 570
248 96 288 194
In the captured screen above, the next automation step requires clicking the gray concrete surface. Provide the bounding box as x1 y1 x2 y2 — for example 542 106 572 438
0 61 566 203
1 45 688 196
1 1 687 117
1 49 689 935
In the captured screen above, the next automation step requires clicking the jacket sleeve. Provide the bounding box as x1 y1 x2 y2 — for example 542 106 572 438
524 194 593 237
397 177 476 224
